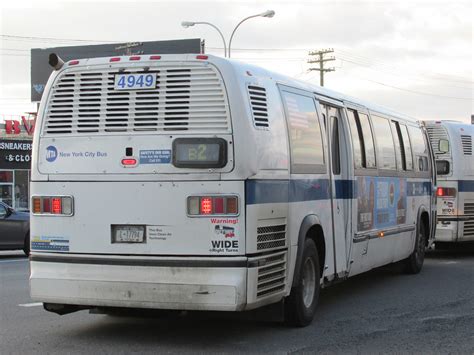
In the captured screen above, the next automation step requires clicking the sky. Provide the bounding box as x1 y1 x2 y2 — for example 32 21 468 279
0 0 472 123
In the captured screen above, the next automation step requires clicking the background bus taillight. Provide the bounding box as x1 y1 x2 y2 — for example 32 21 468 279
188 196 239 216
32 196 74 215
436 187 456 197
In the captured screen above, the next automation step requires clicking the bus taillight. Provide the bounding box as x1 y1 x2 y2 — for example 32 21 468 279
32 196 74 216
436 187 456 197
188 196 239 216
201 198 212 214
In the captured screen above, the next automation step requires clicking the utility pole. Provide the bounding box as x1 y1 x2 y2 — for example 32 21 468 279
308 48 335 86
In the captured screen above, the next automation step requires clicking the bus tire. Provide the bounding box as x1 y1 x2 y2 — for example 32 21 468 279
284 238 320 327
402 220 426 274
23 232 30 256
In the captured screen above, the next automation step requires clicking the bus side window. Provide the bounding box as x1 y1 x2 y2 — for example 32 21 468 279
347 110 376 169
408 126 429 172
282 91 325 173
372 115 397 170
391 121 405 170
347 109 363 168
331 113 341 175
320 103 327 130
358 113 376 168
398 123 414 171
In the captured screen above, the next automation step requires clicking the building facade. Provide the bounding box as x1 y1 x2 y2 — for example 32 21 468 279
0 118 34 211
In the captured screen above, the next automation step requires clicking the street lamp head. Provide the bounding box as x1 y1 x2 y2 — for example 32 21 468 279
181 21 195 28
260 10 275 18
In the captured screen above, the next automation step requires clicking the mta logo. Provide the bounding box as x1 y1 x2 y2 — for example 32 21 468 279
46 146 58 162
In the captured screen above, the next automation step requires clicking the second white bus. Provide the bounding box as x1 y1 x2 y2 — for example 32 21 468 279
426 120 474 248
30 54 435 326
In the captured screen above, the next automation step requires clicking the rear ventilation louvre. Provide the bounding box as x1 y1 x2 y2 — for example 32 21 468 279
461 135 472 155
257 224 286 251
248 85 269 129
426 125 449 155
44 65 230 135
463 202 474 237
251 251 287 299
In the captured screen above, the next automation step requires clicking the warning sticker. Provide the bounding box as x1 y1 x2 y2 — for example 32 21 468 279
139 150 171 164
31 236 69 251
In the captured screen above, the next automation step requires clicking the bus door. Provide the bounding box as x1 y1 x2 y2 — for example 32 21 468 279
319 102 350 276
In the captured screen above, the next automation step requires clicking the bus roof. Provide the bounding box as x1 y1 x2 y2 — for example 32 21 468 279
55 53 419 124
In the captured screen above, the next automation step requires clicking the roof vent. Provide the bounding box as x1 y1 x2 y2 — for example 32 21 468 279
248 85 269 129
461 135 472 155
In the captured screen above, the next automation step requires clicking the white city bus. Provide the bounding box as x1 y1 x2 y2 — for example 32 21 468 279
30 54 435 326
425 120 474 249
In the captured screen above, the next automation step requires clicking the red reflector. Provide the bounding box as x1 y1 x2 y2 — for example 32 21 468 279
129 56 141 61
121 158 137 166
110 57 121 62
214 197 224 214
196 55 208 60
150 55 161 60
69 60 79 65
201 197 212 214
42 198 51 213
52 198 62 214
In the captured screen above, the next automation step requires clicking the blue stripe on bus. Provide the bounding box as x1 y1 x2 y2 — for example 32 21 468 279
335 179 354 200
246 179 431 205
406 181 432 196
246 179 347 205
458 180 474 192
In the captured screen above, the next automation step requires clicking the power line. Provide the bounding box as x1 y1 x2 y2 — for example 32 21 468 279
338 69 474 101
337 49 474 85
339 57 474 91
1 34 113 43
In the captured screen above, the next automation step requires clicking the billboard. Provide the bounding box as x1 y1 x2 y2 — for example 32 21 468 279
30 38 203 102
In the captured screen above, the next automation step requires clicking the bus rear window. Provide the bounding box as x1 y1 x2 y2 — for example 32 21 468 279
172 138 227 168
436 160 450 175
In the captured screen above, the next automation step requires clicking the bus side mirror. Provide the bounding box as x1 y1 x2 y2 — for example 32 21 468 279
438 139 449 153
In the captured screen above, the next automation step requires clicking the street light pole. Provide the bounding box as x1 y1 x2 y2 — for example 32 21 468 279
228 10 275 58
181 21 227 57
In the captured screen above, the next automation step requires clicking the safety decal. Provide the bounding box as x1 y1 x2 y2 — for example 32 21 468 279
31 236 69 251
139 150 171 164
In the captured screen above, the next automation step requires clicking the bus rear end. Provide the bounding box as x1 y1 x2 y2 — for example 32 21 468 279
30 54 261 313
426 121 474 246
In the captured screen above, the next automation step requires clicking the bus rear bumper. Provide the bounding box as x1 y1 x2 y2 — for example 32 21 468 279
435 219 458 242
30 253 249 312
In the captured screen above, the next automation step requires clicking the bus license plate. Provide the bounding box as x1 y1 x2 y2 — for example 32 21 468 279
113 225 145 243
114 73 156 90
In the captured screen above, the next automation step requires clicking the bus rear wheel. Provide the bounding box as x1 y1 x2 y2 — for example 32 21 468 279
402 219 426 274
284 238 320 327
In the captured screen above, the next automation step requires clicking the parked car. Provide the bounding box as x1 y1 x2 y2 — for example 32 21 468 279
0 201 30 255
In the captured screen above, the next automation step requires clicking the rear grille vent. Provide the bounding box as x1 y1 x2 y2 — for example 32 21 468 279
464 203 474 215
248 85 269 129
463 202 474 237
257 224 286 251
425 125 449 156
461 135 472 155
253 251 287 298
44 65 230 135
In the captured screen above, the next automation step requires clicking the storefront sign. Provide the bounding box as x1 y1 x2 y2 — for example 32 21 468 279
2 117 36 136
0 139 33 169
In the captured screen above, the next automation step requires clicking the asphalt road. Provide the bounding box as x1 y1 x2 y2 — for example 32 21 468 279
1 248 473 354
